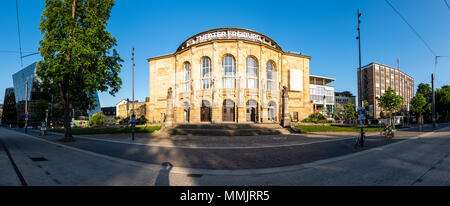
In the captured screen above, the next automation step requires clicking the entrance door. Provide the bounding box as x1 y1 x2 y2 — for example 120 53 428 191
246 100 258 122
184 102 190 122
201 100 211 122
268 101 276 122
222 99 235 122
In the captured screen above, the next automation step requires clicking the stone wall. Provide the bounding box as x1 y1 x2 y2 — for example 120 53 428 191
147 39 313 124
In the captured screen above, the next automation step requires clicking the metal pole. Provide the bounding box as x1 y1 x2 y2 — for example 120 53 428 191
16 0 23 68
132 46 135 141
357 9 364 147
432 73 436 128
24 80 28 133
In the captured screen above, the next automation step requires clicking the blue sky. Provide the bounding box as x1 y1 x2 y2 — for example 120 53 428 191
1 0 449 107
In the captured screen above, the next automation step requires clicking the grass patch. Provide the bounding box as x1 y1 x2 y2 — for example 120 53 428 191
50 126 161 135
295 125 383 132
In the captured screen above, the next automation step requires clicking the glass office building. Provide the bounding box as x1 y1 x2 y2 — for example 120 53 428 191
12 62 43 127
1 87 18 126
10 62 101 127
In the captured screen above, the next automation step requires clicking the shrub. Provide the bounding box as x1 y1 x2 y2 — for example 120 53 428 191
91 112 105 127
137 115 148 125
119 117 130 124
301 112 327 123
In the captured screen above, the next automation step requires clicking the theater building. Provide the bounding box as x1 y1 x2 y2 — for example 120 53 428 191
146 27 313 124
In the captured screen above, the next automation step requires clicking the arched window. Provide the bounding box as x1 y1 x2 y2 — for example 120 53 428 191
267 61 275 91
222 55 236 88
201 57 212 89
183 62 191 91
246 57 258 88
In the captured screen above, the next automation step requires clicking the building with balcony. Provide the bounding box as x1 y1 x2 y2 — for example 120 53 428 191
309 75 335 118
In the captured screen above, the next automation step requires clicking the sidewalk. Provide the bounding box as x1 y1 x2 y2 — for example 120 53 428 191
45 123 449 148
1 125 449 185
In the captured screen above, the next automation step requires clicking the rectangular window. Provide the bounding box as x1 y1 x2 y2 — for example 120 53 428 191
293 112 298 121
248 78 257 88
223 78 235 88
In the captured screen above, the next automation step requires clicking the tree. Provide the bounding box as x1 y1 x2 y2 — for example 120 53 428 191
334 104 345 120
91 112 105 127
34 99 49 122
344 102 356 122
416 83 432 120
137 115 148 125
411 93 429 130
37 0 122 141
376 87 403 130
417 83 432 103
436 85 450 122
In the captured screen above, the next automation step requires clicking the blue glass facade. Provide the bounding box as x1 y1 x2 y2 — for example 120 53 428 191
10 62 101 127
88 91 101 116
12 62 37 104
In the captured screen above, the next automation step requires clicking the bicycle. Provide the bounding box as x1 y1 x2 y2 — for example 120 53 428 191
354 132 365 148
380 124 395 138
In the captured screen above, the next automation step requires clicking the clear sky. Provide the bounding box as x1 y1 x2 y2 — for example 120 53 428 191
1 0 449 107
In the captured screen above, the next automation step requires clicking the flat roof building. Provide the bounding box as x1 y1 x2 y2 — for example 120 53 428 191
335 91 356 106
309 75 335 118
357 62 414 119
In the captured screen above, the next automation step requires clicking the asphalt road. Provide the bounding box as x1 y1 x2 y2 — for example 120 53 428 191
6 125 437 170
1 124 449 186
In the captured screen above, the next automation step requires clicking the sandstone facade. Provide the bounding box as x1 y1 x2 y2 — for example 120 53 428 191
146 28 313 124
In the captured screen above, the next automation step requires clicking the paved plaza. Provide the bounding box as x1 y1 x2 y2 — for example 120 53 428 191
1 124 449 186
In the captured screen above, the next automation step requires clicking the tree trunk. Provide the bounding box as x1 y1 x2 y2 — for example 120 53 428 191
418 115 421 131
59 82 73 140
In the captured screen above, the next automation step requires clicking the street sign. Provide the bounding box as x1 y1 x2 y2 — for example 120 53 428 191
131 114 136 127
25 113 29 121
358 107 366 120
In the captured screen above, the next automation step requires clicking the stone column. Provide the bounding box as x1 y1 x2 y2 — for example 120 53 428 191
281 86 290 127
165 87 174 127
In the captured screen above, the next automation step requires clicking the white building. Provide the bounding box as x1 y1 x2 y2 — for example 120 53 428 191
309 75 335 118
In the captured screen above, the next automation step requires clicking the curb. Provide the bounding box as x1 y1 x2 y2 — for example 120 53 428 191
18 126 449 176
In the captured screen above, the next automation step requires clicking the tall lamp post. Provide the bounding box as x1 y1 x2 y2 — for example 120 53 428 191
432 56 450 128
131 46 135 141
356 9 364 147
24 80 28 133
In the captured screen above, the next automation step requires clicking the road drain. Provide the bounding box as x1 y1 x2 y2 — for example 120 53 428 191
187 174 203 178
30 157 48 162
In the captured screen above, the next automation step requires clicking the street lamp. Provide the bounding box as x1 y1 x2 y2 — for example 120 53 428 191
356 9 365 147
24 79 28 133
131 46 135 141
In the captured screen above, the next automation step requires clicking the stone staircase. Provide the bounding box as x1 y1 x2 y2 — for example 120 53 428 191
157 123 293 136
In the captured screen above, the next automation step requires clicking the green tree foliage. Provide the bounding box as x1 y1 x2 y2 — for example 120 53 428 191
377 87 404 116
376 87 403 129
91 112 105 127
37 0 122 139
411 93 430 116
344 102 356 120
417 83 432 103
334 104 345 120
411 93 430 129
34 99 49 122
436 85 450 121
